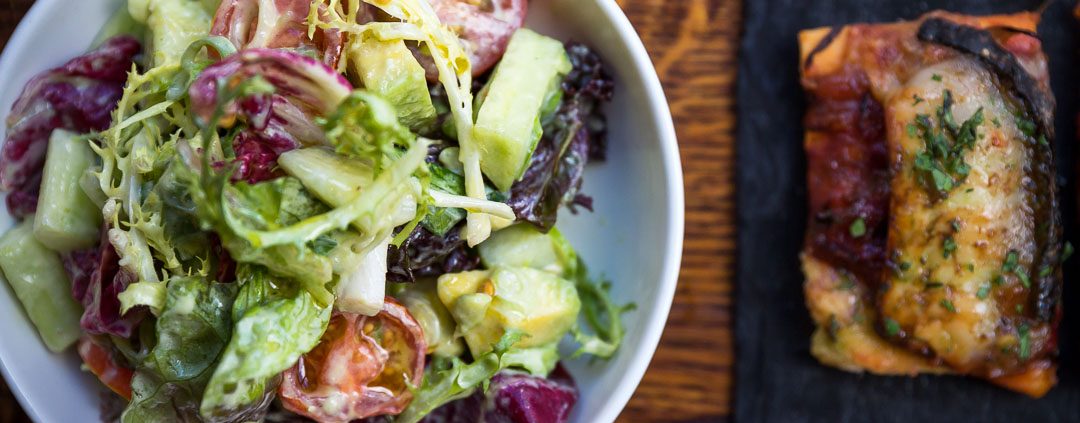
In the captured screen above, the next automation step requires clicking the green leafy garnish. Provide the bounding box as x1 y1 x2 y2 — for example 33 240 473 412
849 218 866 238
908 90 983 197
883 318 901 337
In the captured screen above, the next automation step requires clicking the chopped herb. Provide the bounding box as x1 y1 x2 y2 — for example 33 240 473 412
1039 265 1053 278
950 218 962 232
899 262 912 271
1016 267 1030 288
966 263 975 273
965 188 974 193
992 117 1001 128
931 73 943 82
906 124 918 138
849 218 866 238
909 90 983 197
992 274 1005 285
1018 324 1031 360
976 283 991 300
839 275 856 291
926 281 944 289
1016 304 1025 313
828 315 841 340
1038 134 1049 146
884 318 901 337
1063 242 1074 263
943 236 957 258
1002 251 1020 272
1016 117 1037 137
913 94 924 105
940 299 956 313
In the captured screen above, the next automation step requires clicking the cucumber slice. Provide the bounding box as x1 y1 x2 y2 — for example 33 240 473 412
0 218 83 352
474 29 572 191
478 224 577 277
33 130 102 252
350 37 437 132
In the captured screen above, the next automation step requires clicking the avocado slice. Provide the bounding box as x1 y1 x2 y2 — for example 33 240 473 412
437 267 581 357
473 29 573 192
478 224 577 277
349 37 437 133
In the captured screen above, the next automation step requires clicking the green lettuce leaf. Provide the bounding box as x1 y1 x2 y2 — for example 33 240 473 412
200 269 331 420
569 258 635 359
395 331 525 423
122 276 238 423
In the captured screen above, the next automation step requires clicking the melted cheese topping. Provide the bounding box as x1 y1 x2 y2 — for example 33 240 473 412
881 58 1031 371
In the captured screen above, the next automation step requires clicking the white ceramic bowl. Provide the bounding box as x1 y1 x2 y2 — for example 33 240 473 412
0 1 683 421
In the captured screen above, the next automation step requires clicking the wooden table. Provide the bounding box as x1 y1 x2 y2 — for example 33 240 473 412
0 1 738 422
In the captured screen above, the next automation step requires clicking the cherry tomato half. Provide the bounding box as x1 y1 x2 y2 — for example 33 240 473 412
279 298 427 422
77 337 134 401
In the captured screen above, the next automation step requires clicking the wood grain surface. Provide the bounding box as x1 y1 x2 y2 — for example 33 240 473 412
0 1 739 422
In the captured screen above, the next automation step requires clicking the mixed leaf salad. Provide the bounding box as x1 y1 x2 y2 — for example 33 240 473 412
0 0 629 422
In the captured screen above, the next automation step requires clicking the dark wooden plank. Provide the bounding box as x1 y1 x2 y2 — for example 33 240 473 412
0 1 740 422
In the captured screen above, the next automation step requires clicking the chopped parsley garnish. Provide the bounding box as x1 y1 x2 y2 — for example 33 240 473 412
1016 117 1037 137
1016 304 1025 313
839 275 856 291
909 90 983 197
1016 267 1031 288
884 318 901 337
1063 242 1074 263
976 283 991 300
992 274 1005 286
913 94 924 105
899 262 912 271
1038 134 1049 146
1018 324 1031 360
926 281 944 289
1002 251 1020 272
931 73 943 82
950 218 962 232
849 217 866 238
992 117 1001 128
940 299 956 313
942 236 957 258
966 263 975 273
1039 265 1053 278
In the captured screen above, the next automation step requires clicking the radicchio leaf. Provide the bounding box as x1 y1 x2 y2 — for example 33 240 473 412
189 48 352 182
62 228 145 338
0 36 141 218
506 43 612 232
418 366 579 423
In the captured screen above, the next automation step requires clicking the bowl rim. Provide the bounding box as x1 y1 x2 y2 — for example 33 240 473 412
0 0 684 422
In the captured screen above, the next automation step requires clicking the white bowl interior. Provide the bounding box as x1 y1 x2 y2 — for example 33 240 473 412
0 1 683 422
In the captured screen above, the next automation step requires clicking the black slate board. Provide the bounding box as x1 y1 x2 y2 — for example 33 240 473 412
735 0 1080 422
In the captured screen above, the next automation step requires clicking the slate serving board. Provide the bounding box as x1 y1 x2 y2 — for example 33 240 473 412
735 0 1080 422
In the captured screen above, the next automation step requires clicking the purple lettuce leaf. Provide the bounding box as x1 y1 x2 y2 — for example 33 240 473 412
387 223 480 283
0 36 141 218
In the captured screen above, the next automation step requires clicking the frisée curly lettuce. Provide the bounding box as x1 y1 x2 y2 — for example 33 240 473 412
0 0 627 422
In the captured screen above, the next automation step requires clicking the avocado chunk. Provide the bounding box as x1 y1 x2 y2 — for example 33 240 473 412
392 279 465 357
437 267 581 357
34 130 103 252
473 29 572 192
478 224 577 277
350 37 438 132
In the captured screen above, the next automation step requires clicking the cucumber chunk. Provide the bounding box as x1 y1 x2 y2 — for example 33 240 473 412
474 29 572 191
478 224 577 277
0 218 83 352
350 37 437 132
34 130 103 252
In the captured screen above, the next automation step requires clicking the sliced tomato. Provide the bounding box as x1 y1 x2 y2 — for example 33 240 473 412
211 0 346 68
77 337 134 401
279 298 427 422
426 0 528 77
